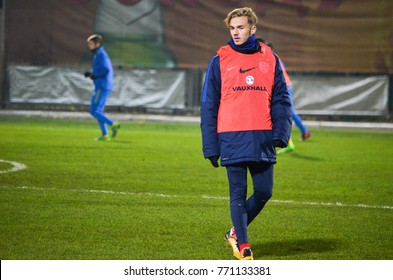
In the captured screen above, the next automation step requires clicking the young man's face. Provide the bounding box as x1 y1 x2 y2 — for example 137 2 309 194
229 16 256 45
87 40 100 51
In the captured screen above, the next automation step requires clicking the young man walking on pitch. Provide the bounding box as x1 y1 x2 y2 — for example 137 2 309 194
200 7 292 260
84 34 120 141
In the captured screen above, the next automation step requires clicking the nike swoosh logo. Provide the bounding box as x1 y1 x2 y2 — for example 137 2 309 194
239 67 256 74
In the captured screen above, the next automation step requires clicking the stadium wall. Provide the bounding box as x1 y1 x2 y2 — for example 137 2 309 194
0 0 4 107
5 65 391 118
1 0 393 118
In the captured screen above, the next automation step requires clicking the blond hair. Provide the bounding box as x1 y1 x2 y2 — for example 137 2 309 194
223 7 258 28
86 34 103 44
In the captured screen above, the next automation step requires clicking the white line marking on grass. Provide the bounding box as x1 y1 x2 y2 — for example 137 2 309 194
0 160 27 174
203 196 393 210
2 185 393 210
269 199 393 210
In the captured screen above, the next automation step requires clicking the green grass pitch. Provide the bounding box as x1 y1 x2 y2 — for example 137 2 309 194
0 117 392 260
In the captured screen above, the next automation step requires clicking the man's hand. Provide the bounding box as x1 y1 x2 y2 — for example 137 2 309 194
208 156 220 168
273 140 286 148
84 72 96 80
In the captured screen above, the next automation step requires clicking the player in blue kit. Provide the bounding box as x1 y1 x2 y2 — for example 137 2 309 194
257 37 311 155
84 34 120 141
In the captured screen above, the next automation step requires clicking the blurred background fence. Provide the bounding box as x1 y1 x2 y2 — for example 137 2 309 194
1 0 392 119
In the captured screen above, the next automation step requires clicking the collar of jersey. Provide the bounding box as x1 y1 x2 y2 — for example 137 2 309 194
228 35 260 54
